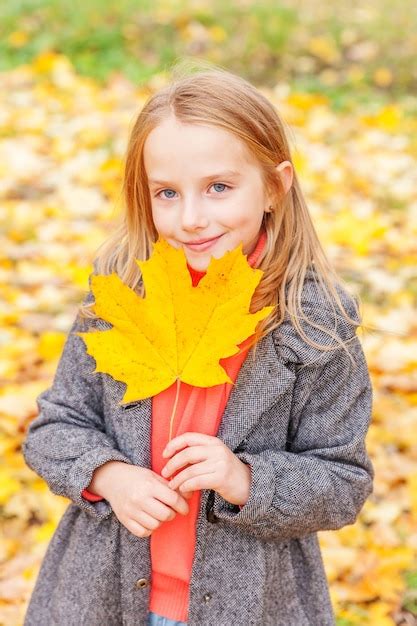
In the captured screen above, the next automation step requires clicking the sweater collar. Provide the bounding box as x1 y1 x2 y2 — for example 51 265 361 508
187 228 267 286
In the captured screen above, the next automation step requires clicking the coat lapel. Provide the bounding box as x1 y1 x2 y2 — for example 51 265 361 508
216 330 296 451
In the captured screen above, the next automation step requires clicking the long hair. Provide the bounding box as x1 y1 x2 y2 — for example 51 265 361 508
78 59 376 364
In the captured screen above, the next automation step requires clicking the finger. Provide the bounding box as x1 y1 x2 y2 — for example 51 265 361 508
153 473 172 487
155 483 190 515
153 471 170 483
127 518 152 538
132 510 160 532
169 462 215 491
163 432 220 458
177 471 217 494
143 499 177 523
161 445 209 479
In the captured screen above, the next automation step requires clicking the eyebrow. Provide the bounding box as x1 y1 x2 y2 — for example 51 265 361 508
148 170 242 186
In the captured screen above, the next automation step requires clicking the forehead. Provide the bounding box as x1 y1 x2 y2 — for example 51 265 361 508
143 117 258 176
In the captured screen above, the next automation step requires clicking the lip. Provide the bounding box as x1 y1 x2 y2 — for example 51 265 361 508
183 234 224 252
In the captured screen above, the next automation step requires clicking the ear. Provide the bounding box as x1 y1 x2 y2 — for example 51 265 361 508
265 161 294 209
275 160 293 195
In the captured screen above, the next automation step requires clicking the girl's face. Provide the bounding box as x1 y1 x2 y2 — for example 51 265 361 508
144 115 292 271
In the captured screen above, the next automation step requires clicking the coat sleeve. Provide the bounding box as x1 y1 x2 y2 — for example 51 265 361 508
21 272 133 521
210 309 375 542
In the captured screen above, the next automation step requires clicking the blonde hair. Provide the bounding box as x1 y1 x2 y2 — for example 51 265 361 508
79 59 378 366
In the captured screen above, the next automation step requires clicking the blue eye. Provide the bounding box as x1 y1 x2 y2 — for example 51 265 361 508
211 183 229 193
155 183 231 199
158 189 177 199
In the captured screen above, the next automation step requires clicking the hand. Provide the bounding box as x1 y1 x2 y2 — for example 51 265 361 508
89 461 191 538
161 432 251 506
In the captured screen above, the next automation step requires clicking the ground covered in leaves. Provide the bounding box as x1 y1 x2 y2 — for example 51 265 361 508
0 52 416 626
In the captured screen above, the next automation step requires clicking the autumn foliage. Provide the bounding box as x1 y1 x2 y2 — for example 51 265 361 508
0 53 416 626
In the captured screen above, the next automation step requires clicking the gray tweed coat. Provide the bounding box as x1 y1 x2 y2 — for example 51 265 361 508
22 267 375 626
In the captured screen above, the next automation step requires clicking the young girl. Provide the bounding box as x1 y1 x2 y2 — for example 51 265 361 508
22 63 375 626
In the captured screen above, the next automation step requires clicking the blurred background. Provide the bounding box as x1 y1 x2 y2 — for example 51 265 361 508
0 1 416 624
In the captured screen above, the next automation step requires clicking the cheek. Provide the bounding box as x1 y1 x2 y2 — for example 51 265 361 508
151 208 169 233
151 212 180 248
222 196 258 224
223 210 254 231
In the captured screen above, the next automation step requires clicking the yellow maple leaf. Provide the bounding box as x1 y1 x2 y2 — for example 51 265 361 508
76 237 274 437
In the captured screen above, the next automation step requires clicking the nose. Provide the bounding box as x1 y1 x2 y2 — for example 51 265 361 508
180 197 209 231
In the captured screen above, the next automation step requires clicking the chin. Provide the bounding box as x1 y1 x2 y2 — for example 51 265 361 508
186 258 209 272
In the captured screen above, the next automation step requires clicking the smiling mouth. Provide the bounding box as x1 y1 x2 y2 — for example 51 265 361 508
183 234 224 252
183 234 223 244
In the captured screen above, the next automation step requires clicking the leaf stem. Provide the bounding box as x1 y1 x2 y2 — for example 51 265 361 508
168 377 181 442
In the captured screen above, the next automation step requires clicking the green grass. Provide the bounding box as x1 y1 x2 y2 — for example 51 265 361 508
1 0 416 112
402 570 417 616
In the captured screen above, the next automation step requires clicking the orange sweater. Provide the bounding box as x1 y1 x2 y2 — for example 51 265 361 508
82 229 267 621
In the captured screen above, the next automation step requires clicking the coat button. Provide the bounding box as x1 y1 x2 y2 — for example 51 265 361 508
203 592 212 603
207 508 219 523
135 578 149 589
